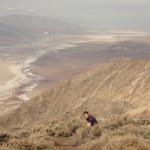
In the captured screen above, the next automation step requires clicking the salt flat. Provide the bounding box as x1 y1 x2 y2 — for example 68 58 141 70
0 31 150 116
0 59 15 85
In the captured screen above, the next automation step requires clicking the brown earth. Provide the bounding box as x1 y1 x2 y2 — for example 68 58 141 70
0 58 150 150
1 59 150 126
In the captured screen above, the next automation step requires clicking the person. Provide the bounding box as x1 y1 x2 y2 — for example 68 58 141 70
83 111 97 127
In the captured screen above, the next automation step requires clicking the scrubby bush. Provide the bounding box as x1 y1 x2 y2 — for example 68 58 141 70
143 130 150 140
45 119 83 137
67 119 82 133
17 143 35 150
120 125 150 140
17 130 30 138
134 119 150 126
80 135 150 150
79 140 103 150
1 118 149 150
104 116 135 131
0 132 11 144
55 126 72 137
77 127 91 139
36 143 52 150
104 135 150 150
91 125 102 137
32 126 42 133
46 128 55 136
8 139 36 150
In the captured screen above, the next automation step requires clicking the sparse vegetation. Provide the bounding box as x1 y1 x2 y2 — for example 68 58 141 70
0 118 149 150
0 132 11 144
91 125 102 137
1 59 150 150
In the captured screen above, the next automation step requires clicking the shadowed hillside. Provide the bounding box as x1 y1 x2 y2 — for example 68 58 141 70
0 59 150 149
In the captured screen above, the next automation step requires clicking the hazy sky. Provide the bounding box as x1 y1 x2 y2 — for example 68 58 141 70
0 0 150 31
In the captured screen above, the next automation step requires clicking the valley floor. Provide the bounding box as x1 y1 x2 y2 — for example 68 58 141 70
0 58 16 85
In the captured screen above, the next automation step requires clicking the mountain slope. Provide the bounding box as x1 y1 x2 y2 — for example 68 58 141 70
1 59 150 128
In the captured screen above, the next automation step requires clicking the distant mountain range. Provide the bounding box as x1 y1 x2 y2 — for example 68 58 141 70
0 15 84 46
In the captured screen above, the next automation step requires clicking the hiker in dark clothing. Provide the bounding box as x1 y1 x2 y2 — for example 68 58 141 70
83 111 97 126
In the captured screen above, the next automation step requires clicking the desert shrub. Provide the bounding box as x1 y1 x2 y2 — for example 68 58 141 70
32 125 55 137
36 143 52 150
134 119 150 126
17 144 35 150
119 125 150 140
76 124 102 140
31 119 83 138
32 124 51 134
104 135 150 150
85 143 103 150
47 120 82 137
27 134 54 150
67 119 82 133
45 128 55 136
17 130 30 138
91 125 102 137
55 126 72 137
143 130 150 139
32 126 42 133
80 134 150 150
103 116 136 131
79 139 103 150
8 139 36 150
0 132 11 144
32 122 73 137
77 127 91 140
104 123 119 130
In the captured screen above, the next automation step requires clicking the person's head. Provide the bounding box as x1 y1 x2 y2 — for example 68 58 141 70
83 111 89 118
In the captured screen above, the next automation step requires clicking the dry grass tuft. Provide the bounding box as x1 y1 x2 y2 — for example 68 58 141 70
91 125 102 137
0 118 150 150
105 135 150 150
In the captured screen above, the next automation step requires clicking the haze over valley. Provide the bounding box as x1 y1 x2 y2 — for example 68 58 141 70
0 0 150 150
0 15 150 116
